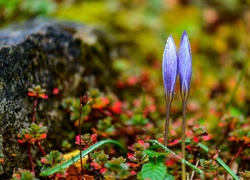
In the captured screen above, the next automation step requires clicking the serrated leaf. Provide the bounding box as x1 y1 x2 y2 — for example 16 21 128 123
144 149 167 163
144 149 168 158
141 162 167 180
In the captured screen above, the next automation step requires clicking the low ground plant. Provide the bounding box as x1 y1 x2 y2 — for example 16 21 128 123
11 32 250 180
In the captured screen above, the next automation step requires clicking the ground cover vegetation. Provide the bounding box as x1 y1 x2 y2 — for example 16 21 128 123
1 0 250 179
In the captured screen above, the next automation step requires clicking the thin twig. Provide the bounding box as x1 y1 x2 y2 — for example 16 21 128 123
229 143 245 167
78 104 84 177
35 141 46 156
190 160 199 180
28 144 35 176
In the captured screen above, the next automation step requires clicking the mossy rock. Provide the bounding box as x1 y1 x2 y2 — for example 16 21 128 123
0 18 119 178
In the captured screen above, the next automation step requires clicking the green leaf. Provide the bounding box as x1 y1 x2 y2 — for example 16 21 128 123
144 149 167 163
197 142 240 180
144 149 168 158
40 139 125 177
229 106 242 116
147 140 203 174
164 174 175 180
141 162 167 180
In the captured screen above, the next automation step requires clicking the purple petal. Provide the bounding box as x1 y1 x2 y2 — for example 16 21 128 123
162 35 178 99
178 31 192 99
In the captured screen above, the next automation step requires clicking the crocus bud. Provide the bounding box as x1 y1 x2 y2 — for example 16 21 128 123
178 31 192 100
162 35 178 101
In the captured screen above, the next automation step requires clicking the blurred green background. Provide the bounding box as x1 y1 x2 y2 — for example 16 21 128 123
1 0 250 132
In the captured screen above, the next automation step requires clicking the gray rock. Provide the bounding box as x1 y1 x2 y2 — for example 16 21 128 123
0 18 118 178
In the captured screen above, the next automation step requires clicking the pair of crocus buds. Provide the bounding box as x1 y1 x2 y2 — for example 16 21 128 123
162 31 192 180
162 31 192 103
162 31 192 143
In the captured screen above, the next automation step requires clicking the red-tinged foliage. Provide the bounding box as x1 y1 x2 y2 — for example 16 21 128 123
28 92 48 99
75 133 98 149
208 149 221 159
130 170 137 176
168 139 180 146
100 168 108 174
127 76 138 86
0 158 4 163
91 97 110 109
127 153 136 161
109 101 123 114
24 134 32 139
165 154 178 167
202 135 210 141
193 136 200 143
127 162 139 167
17 139 25 144
90 162 102 170
40 133 47 139
52 88 59 95
40 157 47 163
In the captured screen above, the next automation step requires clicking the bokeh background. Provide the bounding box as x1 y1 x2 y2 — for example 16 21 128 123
1 0 250 144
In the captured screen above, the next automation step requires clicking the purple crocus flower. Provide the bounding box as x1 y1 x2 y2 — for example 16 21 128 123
178 31 192 100
162 35 178 100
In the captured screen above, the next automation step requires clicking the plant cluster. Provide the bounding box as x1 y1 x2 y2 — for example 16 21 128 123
13 85 66 180
11 83 250 180
9 27 250 180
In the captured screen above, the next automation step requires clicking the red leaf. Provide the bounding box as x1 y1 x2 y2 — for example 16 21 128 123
17 139 25 144
127 162 138 167
39 93 48 99
28 92 36 97
53 88 59 95
92 97 110 109
90 162 102 170
193 136 199 143
110 101 123 114
40 133 47 139
24 134 33 139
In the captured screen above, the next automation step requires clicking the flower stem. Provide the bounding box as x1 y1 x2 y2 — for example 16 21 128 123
78 103 83 176
35 141 46 156
32 96 38 123
182 99 187 180
229 143 245 167
164 96 173 147
27 144 35 176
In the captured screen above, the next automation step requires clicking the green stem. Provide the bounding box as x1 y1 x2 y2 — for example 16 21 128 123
197 142 239 180
164 96 173 147
147 140 204 175
182 99 187 180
